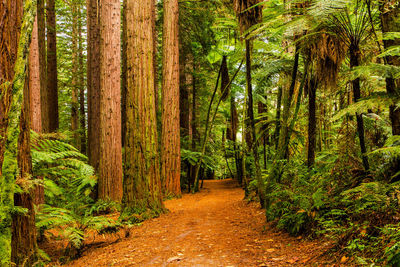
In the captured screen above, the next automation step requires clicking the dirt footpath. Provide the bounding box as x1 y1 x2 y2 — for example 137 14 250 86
65 179 330 266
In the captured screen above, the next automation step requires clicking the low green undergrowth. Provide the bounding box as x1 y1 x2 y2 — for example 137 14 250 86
253 136 400 265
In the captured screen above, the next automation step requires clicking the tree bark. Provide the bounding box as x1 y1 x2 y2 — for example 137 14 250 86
307 77 317 168
29 18 42 133
123 0 163 213
45 0 59 132
245 39 264 207
277 46 299 160
87 0 101 175
98 0 123 202
121 0 127 147
350 47 369 171
161 0 181 197
274 86 283 148
179 53 190 139
0 0 23 262
71 2 79 148
29 15 45 206
78 10 86 154
38 0 47 137
11 70 37 267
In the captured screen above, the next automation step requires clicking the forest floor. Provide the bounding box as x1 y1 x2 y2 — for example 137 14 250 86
46 179 337 266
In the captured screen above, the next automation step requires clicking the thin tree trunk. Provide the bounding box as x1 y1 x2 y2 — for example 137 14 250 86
192 63 198 150
121 0 127 147
45 0 59 132
38 0 47 136
123 0 163 213
277 46 299 160
179 54 190 138
258 101 268 169
307 77 317 168
245 39 264 207
78 11 86 154
98 0 123 202
274 86 283 148
71 3 80 148
350 47 369 171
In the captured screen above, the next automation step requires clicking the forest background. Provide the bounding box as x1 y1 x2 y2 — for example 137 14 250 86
1 0 400 265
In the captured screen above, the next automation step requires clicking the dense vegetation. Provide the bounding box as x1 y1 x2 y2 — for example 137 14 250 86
1 0 400 265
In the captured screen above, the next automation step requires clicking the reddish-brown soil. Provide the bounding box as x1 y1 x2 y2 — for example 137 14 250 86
47 179 333 266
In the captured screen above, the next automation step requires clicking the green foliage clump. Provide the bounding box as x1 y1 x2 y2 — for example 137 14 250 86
31 133 121 261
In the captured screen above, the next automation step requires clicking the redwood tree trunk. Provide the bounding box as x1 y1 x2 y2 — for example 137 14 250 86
161 0 181 197
29 14 45 206
98 0 123 202
123 0 163 213
29 18 42 133
87 0 101 174
78 13 86 154
0 0 23 262
45 0 59 132
38 0 47 136
11 72 37 267
71 3 79 148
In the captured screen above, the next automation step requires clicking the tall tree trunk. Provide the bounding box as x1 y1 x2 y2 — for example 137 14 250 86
277 46 299 160
274 86 283 148
45 0 59 132
350 47 369 171
245 39 264 207
0 1 24 262
71 3 80 148
161 0 181 197
258 101 268 169
192 63 198 151
379 2 400 135
123 0 163 213
179 54 190 139
0 0 37 263
307 77 317 168
29 14 45 206
11 70 37 267
38 0 47 136
98 0 123 202
29 18 42 133
121 0 127 147
87 0 101 175
78 11 86 154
